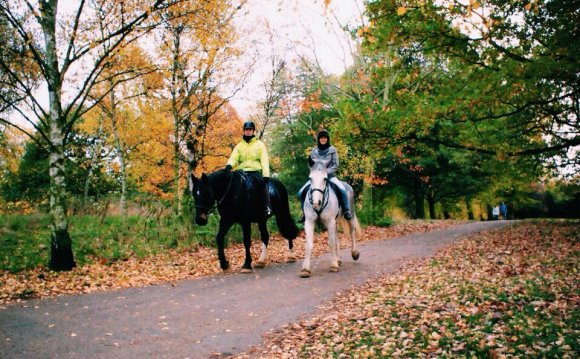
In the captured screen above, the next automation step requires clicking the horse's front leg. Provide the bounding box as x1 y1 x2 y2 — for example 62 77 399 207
240 222 253 273
327 218 340 272
216 220 234 271
300 218 315 278
254 220 269 269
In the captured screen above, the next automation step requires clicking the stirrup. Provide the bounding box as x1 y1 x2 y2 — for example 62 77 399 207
343 211 352 220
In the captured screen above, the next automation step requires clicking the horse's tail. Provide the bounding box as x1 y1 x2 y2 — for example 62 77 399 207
272 180 299 240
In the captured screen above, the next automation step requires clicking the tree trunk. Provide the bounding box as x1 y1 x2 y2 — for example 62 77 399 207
428 197 436 219
48 127 76 270
84 114 105 206
465 197 474 220
173 120 181 216
171 29 183 217
43 0 75 270
413 180 425 219
486 204 494 221
110 88 127 218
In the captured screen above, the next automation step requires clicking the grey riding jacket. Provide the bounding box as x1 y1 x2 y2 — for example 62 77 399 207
310 146 339 177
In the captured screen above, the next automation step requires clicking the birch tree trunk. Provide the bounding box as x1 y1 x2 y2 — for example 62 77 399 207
42 1 75 270
109 88 127 218
84 115 105 205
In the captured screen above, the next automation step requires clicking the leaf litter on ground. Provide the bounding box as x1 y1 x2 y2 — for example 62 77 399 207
0 220 460 306
232 220 579 359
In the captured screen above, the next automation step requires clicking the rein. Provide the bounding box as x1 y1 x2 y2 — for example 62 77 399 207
198 171 238 215
308 177 330 216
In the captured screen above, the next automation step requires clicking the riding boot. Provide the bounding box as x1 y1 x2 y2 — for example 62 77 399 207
339 188 353 220
263 185 272 217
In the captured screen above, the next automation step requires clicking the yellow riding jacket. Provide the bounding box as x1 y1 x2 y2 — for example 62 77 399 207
227 137 270 177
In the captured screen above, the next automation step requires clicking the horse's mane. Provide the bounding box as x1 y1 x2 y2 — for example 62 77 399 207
310 161 328 180
206 169 233 185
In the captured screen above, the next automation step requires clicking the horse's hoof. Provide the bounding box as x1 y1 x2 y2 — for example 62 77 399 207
352 250 360 261
220 261 230 271
300 269 311 278
254 261 266 269
338 260 342 266
329 266 339 273
240 268 253 274
287 256 296 263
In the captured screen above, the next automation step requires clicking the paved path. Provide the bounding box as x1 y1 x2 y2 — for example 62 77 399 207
0 221 513 359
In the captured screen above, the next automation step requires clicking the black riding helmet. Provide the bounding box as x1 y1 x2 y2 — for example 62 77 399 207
243 121 256 130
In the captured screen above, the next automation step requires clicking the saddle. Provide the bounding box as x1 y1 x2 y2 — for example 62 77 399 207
237 170 275 199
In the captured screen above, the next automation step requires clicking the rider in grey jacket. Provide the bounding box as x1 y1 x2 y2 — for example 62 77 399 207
298 129 353 222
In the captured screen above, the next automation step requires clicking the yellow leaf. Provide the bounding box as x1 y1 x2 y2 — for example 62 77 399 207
397 7 407 16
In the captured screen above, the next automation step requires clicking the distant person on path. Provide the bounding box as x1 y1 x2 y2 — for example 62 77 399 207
225 121 272 217
500 202 508 220
297 129 352 223
492 205 500 220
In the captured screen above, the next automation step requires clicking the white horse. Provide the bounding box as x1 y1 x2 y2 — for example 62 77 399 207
300 160 361 278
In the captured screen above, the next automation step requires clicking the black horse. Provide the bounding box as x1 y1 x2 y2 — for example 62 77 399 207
189 169 299 272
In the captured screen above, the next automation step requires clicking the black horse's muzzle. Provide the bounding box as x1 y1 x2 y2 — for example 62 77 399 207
195 208 209 226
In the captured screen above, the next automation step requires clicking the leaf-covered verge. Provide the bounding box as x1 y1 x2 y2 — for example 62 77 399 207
0 220 460 306
235 220 579 359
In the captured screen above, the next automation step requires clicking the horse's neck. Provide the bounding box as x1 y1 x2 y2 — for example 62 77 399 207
209 171 232 196
310 168 327 187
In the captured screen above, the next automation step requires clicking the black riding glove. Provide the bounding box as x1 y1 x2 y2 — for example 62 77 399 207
224 164 232 171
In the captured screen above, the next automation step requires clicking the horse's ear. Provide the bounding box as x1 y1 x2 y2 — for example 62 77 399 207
201 173 208 182
307 156 315 168
188 174 197 193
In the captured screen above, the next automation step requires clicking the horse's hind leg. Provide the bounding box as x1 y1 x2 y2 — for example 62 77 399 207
241 222 253 273
349 216 360 261
327 218 340 272
254 221 269 269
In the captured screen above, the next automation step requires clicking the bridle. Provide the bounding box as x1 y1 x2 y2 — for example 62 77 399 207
308 175 330 215
195 171 237 215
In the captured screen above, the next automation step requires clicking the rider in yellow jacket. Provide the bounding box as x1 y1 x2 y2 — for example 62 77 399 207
225 121 272 217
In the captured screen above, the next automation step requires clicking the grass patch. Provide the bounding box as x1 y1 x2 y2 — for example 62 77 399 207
0 213 220 272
